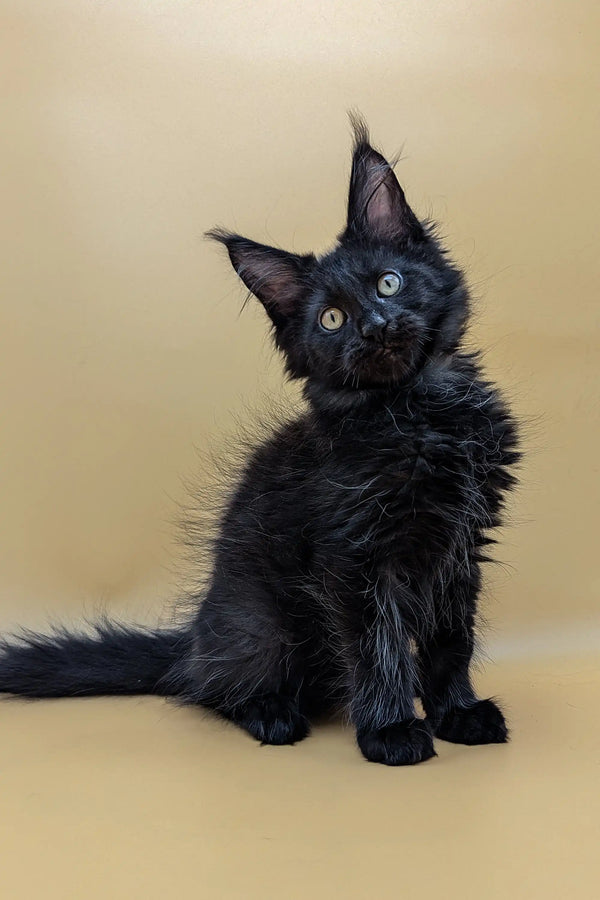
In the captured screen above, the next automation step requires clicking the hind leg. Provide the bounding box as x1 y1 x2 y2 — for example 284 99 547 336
180 577 311 746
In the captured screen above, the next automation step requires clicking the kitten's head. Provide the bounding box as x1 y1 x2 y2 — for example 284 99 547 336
209 118 469 393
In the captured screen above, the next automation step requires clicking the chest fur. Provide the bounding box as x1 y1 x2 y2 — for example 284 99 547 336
316 388 513 559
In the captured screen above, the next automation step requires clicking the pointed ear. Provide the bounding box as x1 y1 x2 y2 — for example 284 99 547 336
345 116 423 244
207 229 313 326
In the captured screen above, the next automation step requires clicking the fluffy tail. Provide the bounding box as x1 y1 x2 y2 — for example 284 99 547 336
0 619 187 698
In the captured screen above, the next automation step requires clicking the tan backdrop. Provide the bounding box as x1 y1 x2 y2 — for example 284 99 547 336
1 3 599 899
1 2 599 652
2 1 599 649
2 2 598 654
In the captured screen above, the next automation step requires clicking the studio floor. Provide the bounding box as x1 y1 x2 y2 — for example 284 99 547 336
1 653 598 899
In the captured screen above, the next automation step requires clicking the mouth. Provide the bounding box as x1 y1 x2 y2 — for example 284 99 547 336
372 344 403 358
348 323 431 387
335 315 430 390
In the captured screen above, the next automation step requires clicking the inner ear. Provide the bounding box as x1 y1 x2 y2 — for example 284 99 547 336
207 229 314 325
345 118 423 244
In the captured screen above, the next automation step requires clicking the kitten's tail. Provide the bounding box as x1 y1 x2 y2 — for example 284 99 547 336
0 619 187 698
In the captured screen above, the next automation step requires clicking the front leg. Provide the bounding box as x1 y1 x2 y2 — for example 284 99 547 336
419 560 508 745
349 586 436 766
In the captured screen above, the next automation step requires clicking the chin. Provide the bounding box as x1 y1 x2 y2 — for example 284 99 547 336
354 348 421 388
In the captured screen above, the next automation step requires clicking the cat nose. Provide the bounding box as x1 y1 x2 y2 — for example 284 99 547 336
359 313 388 340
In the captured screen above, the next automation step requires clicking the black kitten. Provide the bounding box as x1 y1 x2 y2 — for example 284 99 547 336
0 119 519 766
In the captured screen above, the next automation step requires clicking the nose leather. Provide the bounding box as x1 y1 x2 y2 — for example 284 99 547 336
359 312 388 340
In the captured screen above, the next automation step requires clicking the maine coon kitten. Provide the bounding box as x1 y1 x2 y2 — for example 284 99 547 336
0 120 519 766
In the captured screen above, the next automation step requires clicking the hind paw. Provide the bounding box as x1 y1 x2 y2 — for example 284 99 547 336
435 699 508 745
234 693 310 745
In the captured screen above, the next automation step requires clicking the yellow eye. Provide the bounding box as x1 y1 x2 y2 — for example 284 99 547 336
377 271 403 297
319 307 346 331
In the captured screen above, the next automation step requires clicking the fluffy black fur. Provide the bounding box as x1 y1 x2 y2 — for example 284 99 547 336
0 119 519 765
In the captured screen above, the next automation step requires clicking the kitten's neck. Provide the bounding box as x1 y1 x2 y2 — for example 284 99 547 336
303 353 456 417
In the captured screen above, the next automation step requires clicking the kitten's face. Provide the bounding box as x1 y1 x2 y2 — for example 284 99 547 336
288 241 465 388
209 120 468 391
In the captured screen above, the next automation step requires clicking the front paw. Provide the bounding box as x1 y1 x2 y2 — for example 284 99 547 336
435 698 508 745
357 719 436 766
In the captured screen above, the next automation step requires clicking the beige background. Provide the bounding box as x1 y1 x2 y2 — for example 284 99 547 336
0 2 598 898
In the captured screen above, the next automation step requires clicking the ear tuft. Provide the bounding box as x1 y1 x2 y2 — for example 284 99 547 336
207 228 313 326
348 109 371 153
